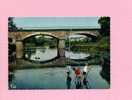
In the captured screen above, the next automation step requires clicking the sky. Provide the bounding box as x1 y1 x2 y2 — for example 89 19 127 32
13 17 100 29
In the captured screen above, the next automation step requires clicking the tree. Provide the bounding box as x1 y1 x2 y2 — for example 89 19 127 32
8 17 18 32
98 16 110 36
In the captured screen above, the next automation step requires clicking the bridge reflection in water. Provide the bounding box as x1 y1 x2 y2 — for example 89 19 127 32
24 47 58 62
9 47 91 69
24 47 90 62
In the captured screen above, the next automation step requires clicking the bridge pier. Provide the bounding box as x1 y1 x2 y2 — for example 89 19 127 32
16 41 24 59
58 39 65 57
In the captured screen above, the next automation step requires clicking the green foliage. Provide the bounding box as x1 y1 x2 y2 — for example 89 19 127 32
9 44 16 55
8 38 13 43
23 35 58 47
100 52 110 84
8 17 18 32
35 36 45 46
98 16 110 36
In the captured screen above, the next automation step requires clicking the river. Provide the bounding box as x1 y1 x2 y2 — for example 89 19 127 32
9 47 109 89
9 65 109 89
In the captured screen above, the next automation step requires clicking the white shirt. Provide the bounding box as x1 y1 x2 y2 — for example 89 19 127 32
83 65 88 73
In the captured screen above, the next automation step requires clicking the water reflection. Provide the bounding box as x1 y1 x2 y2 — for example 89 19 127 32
24 47 57 62
65 50 90 60
9 66 109 89
24 47 90 62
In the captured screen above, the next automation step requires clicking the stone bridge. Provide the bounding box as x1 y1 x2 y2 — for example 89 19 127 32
9 28 100 60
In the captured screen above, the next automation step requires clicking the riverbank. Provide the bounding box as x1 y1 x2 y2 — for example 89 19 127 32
9 56 101 70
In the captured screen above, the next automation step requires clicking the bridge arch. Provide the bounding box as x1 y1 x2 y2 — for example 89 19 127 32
15 32 65 60
22 32 60 41
69 31 98 42
23 33 59 62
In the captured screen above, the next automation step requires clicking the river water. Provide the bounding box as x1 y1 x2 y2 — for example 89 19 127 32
9 65 109 89
9 48 109 89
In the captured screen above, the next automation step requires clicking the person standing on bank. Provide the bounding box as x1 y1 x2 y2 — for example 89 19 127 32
73 67 82 89
82 63 91 89
66 71 72 89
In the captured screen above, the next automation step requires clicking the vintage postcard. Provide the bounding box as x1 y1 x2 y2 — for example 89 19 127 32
8 17 110 89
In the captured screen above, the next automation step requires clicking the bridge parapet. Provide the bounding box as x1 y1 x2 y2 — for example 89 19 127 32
9 29 99 41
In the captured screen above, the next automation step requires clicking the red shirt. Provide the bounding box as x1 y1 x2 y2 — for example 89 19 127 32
75 68 81 75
